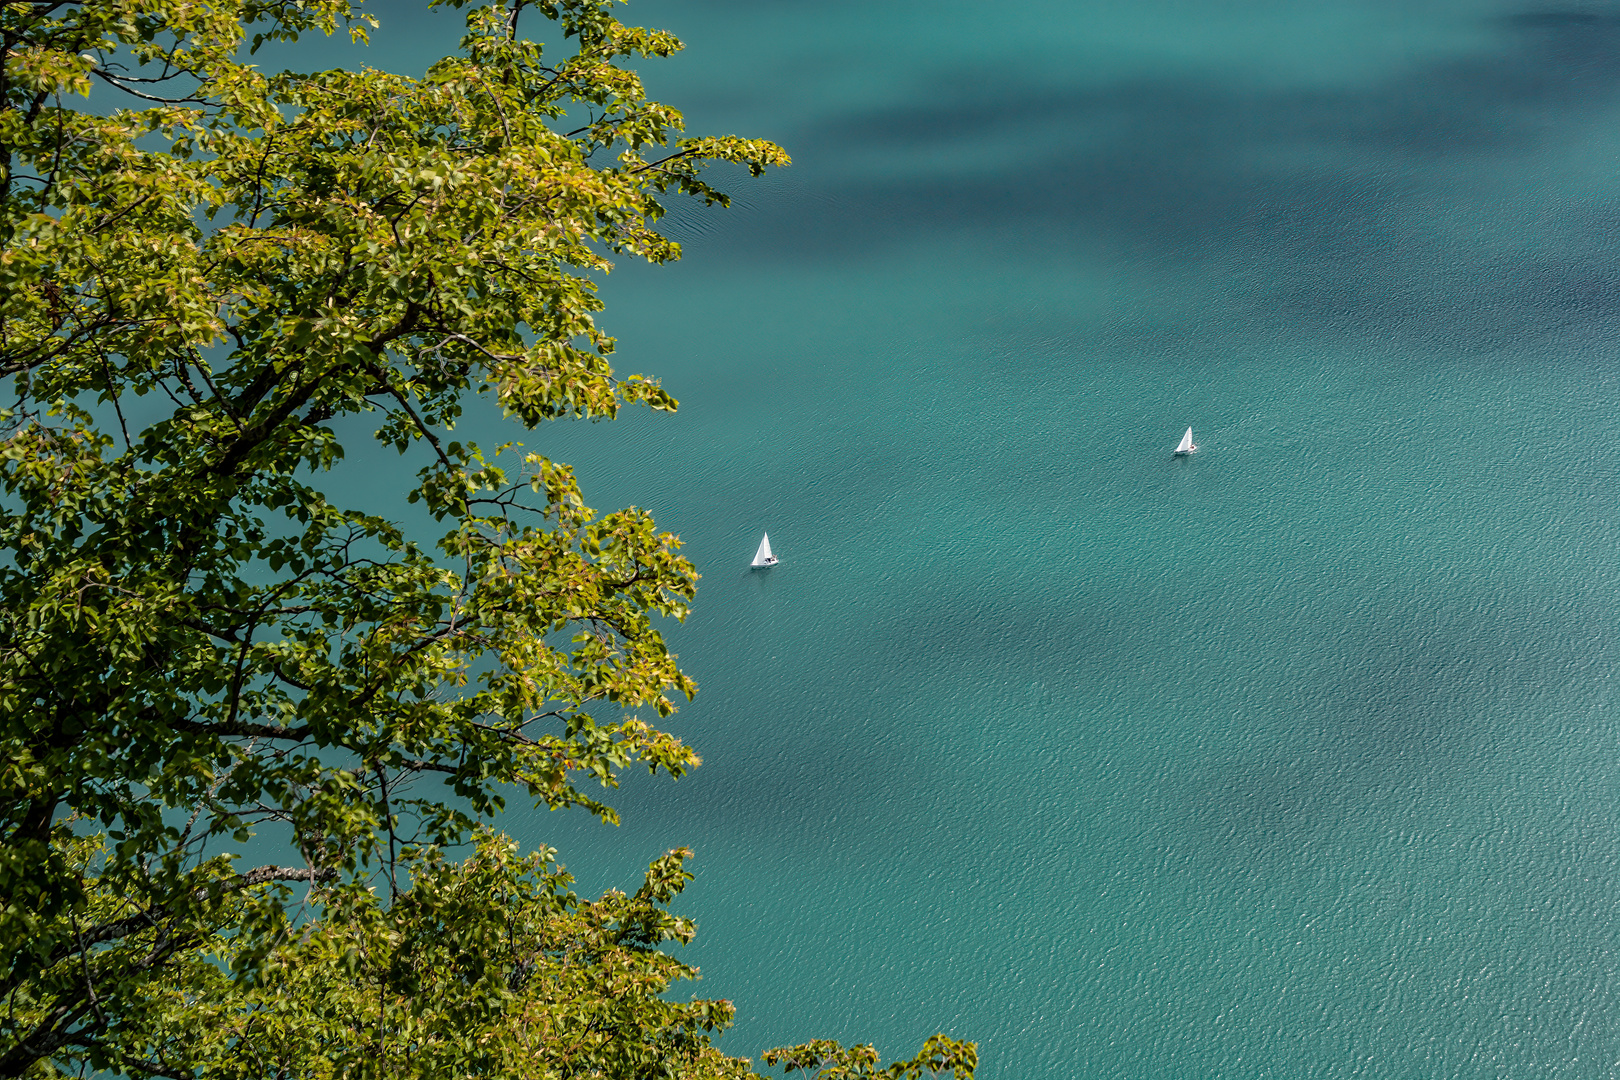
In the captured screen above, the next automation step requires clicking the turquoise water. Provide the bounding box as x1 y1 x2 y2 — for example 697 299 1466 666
348 2 1615 1076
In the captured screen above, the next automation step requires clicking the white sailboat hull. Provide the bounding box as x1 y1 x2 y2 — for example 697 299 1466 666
1173 427 1197 455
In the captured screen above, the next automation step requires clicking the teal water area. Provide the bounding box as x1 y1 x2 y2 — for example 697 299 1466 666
336 1 1615 1076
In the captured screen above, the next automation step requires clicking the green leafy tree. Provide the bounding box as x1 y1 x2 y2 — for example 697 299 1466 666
0 0 974 1076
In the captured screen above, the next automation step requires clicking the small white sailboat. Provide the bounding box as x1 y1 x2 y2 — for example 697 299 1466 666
1173 427 1197 455
751 533 778 568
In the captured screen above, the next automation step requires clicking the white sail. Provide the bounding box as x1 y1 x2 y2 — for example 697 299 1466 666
751 533 777 567
1175 427 1195 454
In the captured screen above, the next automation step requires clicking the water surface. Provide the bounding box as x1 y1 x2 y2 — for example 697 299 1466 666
351 2 1618 1076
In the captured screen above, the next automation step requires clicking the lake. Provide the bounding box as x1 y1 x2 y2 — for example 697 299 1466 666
348 2 1618 1076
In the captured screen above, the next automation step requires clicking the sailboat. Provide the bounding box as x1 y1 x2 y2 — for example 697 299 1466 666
751 533 778 568
1173 427 1197 455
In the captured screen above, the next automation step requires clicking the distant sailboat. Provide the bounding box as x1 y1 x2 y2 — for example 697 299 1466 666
751 533 778 568
1174 427 1197 455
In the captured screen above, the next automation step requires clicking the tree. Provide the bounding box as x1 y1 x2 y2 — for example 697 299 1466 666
0 0 974 1076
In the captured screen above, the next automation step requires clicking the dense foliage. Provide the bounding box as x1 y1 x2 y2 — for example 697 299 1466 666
0 0 973 1076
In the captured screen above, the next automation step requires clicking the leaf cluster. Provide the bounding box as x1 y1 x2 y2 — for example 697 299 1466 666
42 831 756 1080
0 0 791 1070
0 0 970 1076
763 1037 978 1080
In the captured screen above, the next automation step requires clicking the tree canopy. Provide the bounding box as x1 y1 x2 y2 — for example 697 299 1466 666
0 0 973 1076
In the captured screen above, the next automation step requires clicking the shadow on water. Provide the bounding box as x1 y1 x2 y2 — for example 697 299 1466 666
1179 581 1609 867
659 8 1620 353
